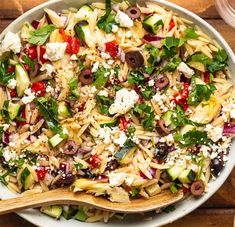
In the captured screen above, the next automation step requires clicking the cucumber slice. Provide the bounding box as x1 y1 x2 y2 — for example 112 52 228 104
58 101 71 120
188 61 206 72
161 110 177 130
75 23 95 48
167 166 185 181
100 119 118 127
74 208 88 222
62 205 77 220
8 102 21 120
15 64 30 97
76 5 93 21
142 14 163 34
21 167 34 190
41 205 63 219
49 133 65 147
145 183 161 196
178 169 196 184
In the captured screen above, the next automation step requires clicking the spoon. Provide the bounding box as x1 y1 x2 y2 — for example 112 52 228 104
0 187 183 215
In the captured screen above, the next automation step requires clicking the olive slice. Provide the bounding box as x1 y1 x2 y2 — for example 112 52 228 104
211 158 224 176
125 51 144 68
157 119 170 135
79 69 94 85
190 180 205 196
155 75 169 90
125 6 141 19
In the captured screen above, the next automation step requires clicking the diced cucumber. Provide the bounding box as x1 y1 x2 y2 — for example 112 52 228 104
188 61 205 72
178 169 196 184
120 147 136 165
100 119 117 127
76 5 93 21
15 64 30 97
75 23 95 48
21 21 35 41
74 208 88 222
145 183 161 196
62 205 77 220
21 167 34 190
58 101 71 120
162 110 177 130
142 14 163 34
8 102 21 120
167 166 185 181
49 133 65 147
40 205 63 219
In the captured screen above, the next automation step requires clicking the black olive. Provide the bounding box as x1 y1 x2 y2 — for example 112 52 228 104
125 6 141 19
190 180 205 196
77 20 89 26
154 142 170 161
64 140 78 155
157 119 170 135
125 51 144 68
211 158 224 176
82 168 95 179
155 75 169 90
79 69 94 85
105 159 120 171
51 173 75 188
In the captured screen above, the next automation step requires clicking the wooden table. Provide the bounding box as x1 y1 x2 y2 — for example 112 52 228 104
0 0 235 226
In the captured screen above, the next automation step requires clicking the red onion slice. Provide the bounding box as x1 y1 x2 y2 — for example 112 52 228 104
143 34 165 43
45 13 53 24
59 162 70 174
223 123 235 136
30 62 40 77
2 132 10 145
31 20 40 29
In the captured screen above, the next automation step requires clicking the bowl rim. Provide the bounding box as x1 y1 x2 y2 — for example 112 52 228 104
0 0 235 226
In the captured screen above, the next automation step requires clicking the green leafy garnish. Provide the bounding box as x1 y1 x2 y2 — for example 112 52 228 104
126 125 136 138
23 55 35 71
0 60 15 86
141 87 154 100
21 167 30 189
170 183 179 194
75 162 83 170
69 77 80 99
187 76 216 105
96 95 113 115
74 208 88 222
184 27 199 40
130 188 140 198
208 49 228 73
163 205 176 213
162 37 180 50
93 67 110 89
163 57 181 72
127 70 145 85
28 25 56 45
2 100 10 123
174 130 213 147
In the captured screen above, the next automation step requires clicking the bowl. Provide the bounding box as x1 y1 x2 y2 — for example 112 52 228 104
0 0 235 226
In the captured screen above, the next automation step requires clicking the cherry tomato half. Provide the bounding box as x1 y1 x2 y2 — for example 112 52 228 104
31 81 46 97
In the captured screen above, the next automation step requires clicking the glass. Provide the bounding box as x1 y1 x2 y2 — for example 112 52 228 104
215 0 235 28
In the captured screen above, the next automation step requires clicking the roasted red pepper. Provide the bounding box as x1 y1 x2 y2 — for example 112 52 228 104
169 20 175 31
59 29 80 54
35 167 47 180
172 82 190 111
88 155 101 168
24 46 37 60
39 46 47 64
9 89 17 97
105 40 119 58
204 71 211 84
7 65 15 74
119 116 130 132
23 64 30 72
31 81 46 97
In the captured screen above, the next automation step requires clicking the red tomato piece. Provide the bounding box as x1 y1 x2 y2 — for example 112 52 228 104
31 81 46 97
9 89 17 97
169 20 175 31
88 155 101 168
137 95 144 104
24 46 37 60
204 71 211 84
66 36 80 54
105 40 119 58
119 116 130 132
172 82 190 110
39 46 47 64
7 65 15 74
35 168 47 181
24 64 30 72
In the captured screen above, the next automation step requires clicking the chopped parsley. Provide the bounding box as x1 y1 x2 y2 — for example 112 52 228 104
93 67 110 89
96 95 113 115
69 77 80 99
0 60 15 86
130 188 140 198
127 70 145 85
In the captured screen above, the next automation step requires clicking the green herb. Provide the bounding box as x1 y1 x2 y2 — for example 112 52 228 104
21 167 30 189
28 25 56 45
163 205 176 213
163 57 181 72
96 95 113 115
93 67 110 89
162 37 180 50
24 150 38 165
187 76 216 105
0 126 3 143
126 125 136 138
0 60 15 86
184 27 199 39
208 49 228 73
75 162 83 170
23 55 35 71
69 77 80 99
141 87 154 100
97 0 117 33
0 170 13 186
170 183 179 193
174 130 213 147
114 65 120 77
2 100 10 123
75 25 85 40
130 188 140 198
145 44 160 65
74 208 88 222
190 53 211 65
127 70 145 85
114 140 135 161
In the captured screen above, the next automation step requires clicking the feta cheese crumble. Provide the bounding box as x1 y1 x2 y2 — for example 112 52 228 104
109 88 139 115
91 62 100 73
205 124 223 142
111 24 119 33
7 79 17 90
98 90 108 97
21 88 35 104
177 62 194 78
0 32 22 55
43 42 67 61
115 10 133 28
108 173 126 187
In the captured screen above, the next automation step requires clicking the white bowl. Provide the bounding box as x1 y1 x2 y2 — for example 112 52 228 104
0 0 235 226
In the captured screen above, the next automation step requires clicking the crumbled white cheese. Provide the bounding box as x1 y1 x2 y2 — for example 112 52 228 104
46 85 53 93
21 89 35 104
2 124 10 131
177 62 194 78
108 173 126 187
200 145 211 157
109 88 139 115
0 31 22 55
107 144 115 153
159 134 174 146
132 135 140 144
111 24 119 33
2 149 17 162
91 61 100 73
98 90 109 97
107 59 114 65
70 54 78 60
125 176 134 186
98 127 112 144
101 52 111 59
40 63 55 75
148 79 155 87
43 42 67 61
7 79 17 89
152 92 168 112
125 31 132 38
113 131 127 147
205 124 223 142
115 10 133 28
